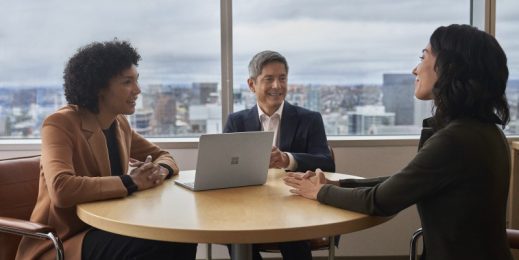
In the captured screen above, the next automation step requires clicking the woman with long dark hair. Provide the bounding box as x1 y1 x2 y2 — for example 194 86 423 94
284 24 512 260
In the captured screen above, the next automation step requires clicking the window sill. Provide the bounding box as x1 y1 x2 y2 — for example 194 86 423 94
3 136 519 151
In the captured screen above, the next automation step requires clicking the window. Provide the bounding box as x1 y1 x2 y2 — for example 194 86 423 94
233 0 470 135
0 0 220 138
5 1 513 140
496 0 519 134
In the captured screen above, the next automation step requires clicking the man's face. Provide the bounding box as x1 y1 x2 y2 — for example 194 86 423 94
248 62 287 116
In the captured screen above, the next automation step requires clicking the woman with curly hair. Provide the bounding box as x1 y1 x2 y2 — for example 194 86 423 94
284 24 512 260
16 40 197 260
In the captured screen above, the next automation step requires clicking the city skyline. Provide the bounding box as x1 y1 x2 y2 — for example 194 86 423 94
1 1 518 138
2 76 519 138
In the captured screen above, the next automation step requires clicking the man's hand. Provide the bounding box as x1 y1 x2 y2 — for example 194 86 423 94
270 146 290 169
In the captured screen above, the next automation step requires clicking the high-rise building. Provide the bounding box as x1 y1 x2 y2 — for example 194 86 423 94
347 105 395 135
382 73 415 125
0 114 8 136
414 98 433 125
286 84 307 107
189 103 222 134
137 84 178 136
130 109 153 135
306 85 321 113
192 82 218 105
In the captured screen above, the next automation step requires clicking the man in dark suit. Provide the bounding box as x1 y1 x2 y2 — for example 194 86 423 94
224 50 335 260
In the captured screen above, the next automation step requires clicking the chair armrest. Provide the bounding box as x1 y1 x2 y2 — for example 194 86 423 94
507 229 519 249
0 216 64 260
0 216 55 237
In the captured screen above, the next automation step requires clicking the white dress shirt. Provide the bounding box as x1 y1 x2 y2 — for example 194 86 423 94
257 102 298 171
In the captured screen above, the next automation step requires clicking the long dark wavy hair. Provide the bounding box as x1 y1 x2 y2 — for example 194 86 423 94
429 24 509 129
63 40 141 114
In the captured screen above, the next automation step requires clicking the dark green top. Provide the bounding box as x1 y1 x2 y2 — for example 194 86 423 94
317 117 512 260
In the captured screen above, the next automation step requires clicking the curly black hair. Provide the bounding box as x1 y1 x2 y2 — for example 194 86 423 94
63 40 141 113
429 24 509 129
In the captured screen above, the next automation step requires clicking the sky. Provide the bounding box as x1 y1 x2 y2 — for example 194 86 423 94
0 0 517 87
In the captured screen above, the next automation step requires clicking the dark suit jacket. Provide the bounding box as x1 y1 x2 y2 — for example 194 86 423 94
16 105 178 260
317 117 512 260
224 102 335 172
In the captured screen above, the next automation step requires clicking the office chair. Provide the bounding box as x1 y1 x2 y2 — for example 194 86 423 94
409 227 519 260
0 156 64 260
258 236 337 260
409 228 423 260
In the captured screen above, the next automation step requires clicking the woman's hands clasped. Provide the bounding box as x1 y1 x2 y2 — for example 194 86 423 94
129 155 168 191
283 168 330 200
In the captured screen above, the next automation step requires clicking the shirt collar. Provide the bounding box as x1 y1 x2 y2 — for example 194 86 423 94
257 101 284 120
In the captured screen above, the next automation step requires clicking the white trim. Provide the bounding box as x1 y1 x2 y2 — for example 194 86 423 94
485 0 496 35
3 136 519 151
471 0 487 30
220 0 233 126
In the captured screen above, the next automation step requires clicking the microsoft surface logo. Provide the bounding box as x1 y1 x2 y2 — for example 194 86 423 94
230 157 239 165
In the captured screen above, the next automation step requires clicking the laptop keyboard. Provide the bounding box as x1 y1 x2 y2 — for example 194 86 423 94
184 182 195 189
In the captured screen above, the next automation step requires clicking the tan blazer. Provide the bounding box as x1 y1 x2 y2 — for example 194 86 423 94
16 105 178 260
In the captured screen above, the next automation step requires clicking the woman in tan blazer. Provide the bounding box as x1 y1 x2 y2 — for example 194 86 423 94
16 40 197 260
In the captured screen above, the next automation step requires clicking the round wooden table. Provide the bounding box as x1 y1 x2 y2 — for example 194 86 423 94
77 169 390 259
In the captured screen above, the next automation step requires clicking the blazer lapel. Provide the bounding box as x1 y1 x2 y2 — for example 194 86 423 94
279 102 298 151
245 106 262 131
80 109 111 177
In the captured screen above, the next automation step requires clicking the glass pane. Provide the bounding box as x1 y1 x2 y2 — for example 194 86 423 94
233 0 469 135
0 0 220 138
496 0 519 134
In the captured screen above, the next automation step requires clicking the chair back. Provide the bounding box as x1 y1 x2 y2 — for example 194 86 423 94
0 155 41 260
328 145 335 162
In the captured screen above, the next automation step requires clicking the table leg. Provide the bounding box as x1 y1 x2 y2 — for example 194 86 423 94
231 243 252 260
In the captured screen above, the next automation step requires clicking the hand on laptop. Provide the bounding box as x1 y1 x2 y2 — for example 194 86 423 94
270 146 289 169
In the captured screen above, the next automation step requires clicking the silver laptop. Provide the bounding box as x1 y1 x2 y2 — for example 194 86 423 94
174 131 273 191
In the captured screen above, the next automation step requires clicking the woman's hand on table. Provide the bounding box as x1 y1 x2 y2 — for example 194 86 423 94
288 168 340 185
129 155 168 190
283 168 328 200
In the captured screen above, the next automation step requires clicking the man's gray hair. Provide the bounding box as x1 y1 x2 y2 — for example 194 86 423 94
248 50 289 80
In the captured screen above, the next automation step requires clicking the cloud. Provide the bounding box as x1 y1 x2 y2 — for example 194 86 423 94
233 0 468 24
0 0 517 86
